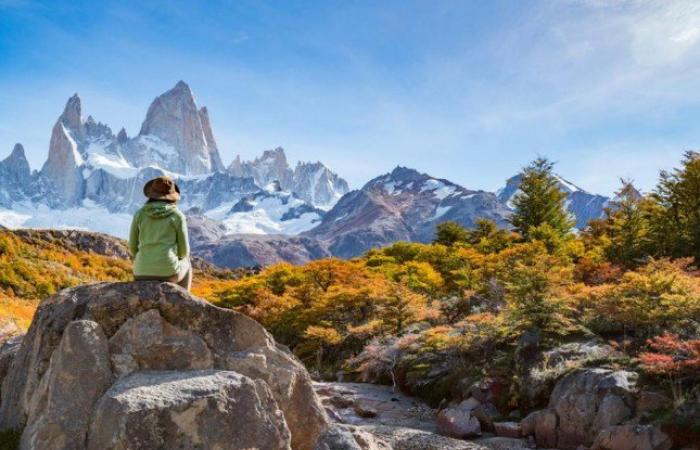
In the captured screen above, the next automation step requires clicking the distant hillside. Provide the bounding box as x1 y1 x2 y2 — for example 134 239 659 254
0 229 247 329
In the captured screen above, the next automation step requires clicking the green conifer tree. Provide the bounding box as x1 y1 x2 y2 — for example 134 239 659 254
604 179 650 269
652 151 700 263
509 158 574 240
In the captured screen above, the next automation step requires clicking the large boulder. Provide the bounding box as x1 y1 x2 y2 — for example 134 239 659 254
518 339 621 411
0 333 22 404
521 368 638 449
436 398 482 438
0 282 328 450
21 321 111 450
87 370 291 450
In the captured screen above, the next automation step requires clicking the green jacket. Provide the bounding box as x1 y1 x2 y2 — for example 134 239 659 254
128 202 189 277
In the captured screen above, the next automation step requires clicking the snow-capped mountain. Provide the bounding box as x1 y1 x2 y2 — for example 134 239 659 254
497 174 610 229
0 82 348 239
206 181 324 235
0 81 618 268
292 161 349 210
228 148 349 210
305 167 511 257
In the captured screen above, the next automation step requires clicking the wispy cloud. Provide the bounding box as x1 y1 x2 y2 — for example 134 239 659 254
0 0 697 195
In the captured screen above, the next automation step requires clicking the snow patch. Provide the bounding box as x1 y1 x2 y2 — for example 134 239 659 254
0 204 132 239
420 179 455 200
431 205 452 220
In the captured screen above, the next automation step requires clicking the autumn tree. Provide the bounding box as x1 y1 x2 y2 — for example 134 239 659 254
509 158 573 241
466 218 514 253
434 221 469 247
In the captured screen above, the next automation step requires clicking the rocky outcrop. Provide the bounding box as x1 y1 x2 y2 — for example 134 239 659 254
518 339 622 411
436 400 482 439
0 282 328 450
521 368 641 449
0 329 22 406
591 424 672 450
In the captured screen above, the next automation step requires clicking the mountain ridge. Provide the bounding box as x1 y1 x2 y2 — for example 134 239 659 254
0 82 615 267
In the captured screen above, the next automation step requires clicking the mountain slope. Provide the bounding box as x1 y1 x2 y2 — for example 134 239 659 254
306 167 511 257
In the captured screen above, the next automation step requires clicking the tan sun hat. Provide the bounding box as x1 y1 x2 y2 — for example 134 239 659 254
143 176 181 202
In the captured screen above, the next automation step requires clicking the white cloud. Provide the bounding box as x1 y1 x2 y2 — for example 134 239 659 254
627 0 700 67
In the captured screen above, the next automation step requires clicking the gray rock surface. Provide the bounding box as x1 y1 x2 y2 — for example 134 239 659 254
108 309 213 377
41 98 86 205
0 144 33 207
364 425 489 450
87 369 291 450
315 382 437 432
436 399 482 439
314 425 388 450
21 320 112 450
0 332 22 405
475 437 531 450
137 81 222 175
521 368 639 449
0 282 328 450
591 424 672 450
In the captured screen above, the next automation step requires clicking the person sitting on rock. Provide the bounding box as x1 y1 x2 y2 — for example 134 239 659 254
129 176 191 291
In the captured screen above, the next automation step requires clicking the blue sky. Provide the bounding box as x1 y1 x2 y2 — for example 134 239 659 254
1 0 699 195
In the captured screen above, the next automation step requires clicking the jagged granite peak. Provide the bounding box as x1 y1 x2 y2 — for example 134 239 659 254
60 93 83 132
306 168 511 258
84 117 113 141
0 144 34 207
198 106 224 172
137 80 222 175
292 161 349 209
497 173 610 229
229 147 294 189
229 147 349 209
116 127 128 144
2 143 31 178
41 107 86 205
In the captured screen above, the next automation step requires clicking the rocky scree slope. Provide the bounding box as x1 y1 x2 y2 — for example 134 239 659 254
0 282 329 450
